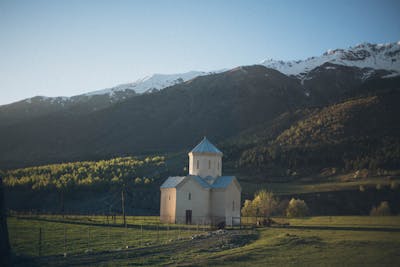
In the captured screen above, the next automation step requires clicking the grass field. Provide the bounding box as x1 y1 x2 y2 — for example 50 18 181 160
8 215 209 258
8 215 400 266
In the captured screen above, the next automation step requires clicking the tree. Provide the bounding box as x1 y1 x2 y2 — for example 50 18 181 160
241 190 278 219
286 198 309 217
370 201 391 216
0 176 11 266
252 190 278 218
55 174 74 218
241 200 255 217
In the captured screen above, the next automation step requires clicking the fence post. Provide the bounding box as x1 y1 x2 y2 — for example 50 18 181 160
157 224 159 243
38 227 42 257
64 225 67 257
140 224 143 246
107 225 110 247
87 227 90 252
167 224 169 243
125 224 128 249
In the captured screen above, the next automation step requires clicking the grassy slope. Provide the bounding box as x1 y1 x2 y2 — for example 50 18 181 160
204 227 399 266
8 216 400 266
199 216 400 267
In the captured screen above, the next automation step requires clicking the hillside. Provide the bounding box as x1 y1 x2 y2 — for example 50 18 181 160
0 65 307 168
0 42 399 175
3 156 168 214
234 89 400 177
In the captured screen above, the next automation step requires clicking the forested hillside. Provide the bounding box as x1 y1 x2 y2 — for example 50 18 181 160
231 89 400 177
3 156 168 214
3 156 166 190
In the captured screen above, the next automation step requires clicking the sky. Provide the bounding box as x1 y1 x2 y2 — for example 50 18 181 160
0 0 399 105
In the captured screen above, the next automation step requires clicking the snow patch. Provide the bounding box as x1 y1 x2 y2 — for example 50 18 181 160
382 72 400 79
84 71 214 97
261 41 400 78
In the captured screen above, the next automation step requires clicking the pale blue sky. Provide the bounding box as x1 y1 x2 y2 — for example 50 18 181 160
0 0 399 105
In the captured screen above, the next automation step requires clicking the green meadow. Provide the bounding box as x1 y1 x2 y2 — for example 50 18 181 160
7 215 400 266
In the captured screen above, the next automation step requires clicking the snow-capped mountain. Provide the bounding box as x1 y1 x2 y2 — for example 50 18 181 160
10 41 400 108
2 41 400 122
0 70 218 124
84 71 210 97
16 70 212 107
261 41 400 78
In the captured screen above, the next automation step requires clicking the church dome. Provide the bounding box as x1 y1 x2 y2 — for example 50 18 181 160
190 137 222 155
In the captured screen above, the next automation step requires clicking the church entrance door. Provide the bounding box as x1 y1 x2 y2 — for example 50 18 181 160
185 210 192 224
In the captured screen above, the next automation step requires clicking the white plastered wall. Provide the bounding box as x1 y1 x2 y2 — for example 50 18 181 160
210 179 241 226
160 188 176 223
175 178 211 224
188 152 222 178
223 181 241 226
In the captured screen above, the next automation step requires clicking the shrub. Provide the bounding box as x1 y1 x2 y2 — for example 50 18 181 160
241 189 279 218
276 199 290 216
390 181 399 190
286 198 309 217
252 190 279 218
241 199 255 217
370 201 391 216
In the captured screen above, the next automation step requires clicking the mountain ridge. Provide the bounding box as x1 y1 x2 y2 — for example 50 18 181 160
0 42 399 171
2 41 399 109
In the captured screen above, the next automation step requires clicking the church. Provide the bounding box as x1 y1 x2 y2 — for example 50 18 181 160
160 137 241 226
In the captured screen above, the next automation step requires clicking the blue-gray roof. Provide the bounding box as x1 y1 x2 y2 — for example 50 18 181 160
191 175 211 188
160 176 186 188
211 176 236 188
160 175 238 190
190 137 222 154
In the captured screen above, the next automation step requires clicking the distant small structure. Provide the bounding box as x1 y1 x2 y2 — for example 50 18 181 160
160 137 241 226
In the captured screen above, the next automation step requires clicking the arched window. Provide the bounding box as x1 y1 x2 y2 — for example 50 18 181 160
169 195 171 201
232 200 235 211
196 160 199 169
188 192 191 200
208 160 211 169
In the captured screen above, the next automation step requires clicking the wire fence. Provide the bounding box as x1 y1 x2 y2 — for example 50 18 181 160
8 214 248 258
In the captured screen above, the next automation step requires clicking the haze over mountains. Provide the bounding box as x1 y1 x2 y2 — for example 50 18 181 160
1 42 399 172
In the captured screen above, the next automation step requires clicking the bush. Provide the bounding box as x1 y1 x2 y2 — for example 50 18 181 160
241 189 279 218
370 201 391 216
286 198 309 217
241 200 255 217
390 181 399 190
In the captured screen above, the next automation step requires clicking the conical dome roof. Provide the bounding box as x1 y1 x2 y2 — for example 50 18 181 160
190 137 222 154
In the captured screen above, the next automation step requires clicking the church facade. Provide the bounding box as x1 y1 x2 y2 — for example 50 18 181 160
160 137 241 226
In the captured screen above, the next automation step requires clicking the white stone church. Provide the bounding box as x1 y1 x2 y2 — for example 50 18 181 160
160 137 241 226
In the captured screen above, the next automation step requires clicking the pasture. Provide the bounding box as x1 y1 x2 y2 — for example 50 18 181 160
8 215 400 266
